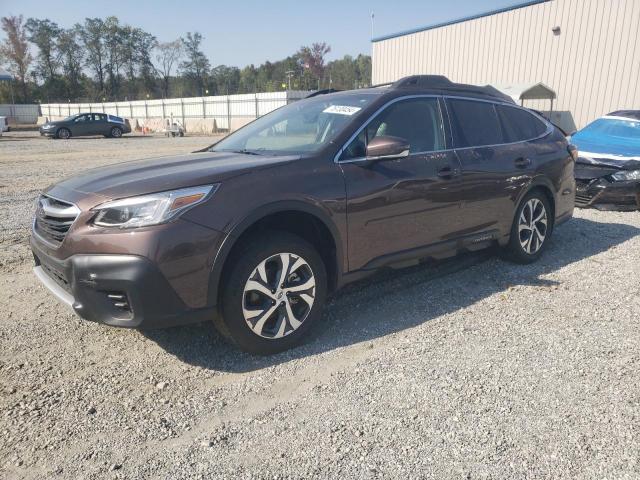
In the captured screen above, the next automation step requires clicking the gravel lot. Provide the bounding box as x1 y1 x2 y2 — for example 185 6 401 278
1 132 639 479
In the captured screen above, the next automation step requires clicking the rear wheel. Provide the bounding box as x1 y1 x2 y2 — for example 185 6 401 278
56 128 70 140
110 127 122 138
217 232 327 355
505 190 552 263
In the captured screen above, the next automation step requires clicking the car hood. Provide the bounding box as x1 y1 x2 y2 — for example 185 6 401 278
575 155 640 171
44 151 300 207
570 130 640 165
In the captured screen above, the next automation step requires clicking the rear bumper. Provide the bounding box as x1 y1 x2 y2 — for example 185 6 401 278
31 238 216 328
575 179 640 211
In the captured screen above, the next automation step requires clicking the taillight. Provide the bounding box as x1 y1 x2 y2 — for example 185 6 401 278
567 144 578 162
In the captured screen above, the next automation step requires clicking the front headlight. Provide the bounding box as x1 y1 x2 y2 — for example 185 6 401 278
42 124 53 129
92 184 218 228
610 170 640 181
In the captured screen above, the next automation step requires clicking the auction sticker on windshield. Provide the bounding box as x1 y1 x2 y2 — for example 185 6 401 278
323 105 362 115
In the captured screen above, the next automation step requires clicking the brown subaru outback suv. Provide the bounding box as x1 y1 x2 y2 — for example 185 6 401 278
31 76 576 354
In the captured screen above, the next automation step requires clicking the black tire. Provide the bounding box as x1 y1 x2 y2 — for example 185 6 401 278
56 128 71 140
505 190 553 264
110 127 122 138
216 231 327 355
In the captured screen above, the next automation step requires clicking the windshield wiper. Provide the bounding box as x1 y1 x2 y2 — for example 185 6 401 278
229 149 262 155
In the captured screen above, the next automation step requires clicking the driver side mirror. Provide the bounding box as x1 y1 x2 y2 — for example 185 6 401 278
366 135 410 161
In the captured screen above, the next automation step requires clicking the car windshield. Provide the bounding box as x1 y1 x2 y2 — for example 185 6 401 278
580 117 640 139
63 114 78 121
210 93 377 155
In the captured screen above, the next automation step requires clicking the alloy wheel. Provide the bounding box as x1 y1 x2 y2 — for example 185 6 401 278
242 252 316 339
111 128 122 138
518 198 548 254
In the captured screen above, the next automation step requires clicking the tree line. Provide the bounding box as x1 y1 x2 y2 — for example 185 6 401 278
0 15 371 104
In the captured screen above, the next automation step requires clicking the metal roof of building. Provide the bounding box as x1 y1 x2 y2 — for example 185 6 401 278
371 0 552 42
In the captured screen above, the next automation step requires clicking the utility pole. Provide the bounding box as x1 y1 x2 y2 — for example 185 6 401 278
285 70 295 90
371 12 375 39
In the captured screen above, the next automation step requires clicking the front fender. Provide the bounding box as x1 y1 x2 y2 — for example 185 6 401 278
205 199 345 307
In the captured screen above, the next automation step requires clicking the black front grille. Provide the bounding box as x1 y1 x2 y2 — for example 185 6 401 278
40 260 72 293
34 196 79 246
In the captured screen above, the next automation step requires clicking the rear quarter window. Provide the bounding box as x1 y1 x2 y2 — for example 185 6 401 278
497 105 548 142
447 99 502 148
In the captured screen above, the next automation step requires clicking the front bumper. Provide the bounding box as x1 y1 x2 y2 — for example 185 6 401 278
31 238 216 328
575 178 640 211
40 128 56 137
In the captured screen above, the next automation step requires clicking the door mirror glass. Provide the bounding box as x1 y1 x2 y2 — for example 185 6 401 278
366 135 410 160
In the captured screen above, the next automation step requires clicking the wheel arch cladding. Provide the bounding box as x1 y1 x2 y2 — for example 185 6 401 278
521 178 556 220
207 202 343 307
529 184 556 221
516 182 557 238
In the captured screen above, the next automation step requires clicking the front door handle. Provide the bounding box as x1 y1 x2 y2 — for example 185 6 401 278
514 157 532 168
437 166 460 179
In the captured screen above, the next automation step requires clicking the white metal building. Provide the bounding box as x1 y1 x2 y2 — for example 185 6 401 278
372 0 640 129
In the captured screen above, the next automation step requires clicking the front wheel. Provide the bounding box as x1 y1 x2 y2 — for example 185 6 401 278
216 232 327 355
110 127 122 138
56 128 70 140
505 191 553 264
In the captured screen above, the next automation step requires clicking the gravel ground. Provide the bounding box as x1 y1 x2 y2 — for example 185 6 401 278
1 132 639 479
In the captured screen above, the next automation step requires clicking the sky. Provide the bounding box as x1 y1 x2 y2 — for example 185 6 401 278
1 0 525 67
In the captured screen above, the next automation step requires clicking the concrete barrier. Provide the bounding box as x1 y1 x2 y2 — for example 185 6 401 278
35 114 241 135
184 118 218 134
230 117 254 132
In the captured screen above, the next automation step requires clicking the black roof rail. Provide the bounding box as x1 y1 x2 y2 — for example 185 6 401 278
368 81 394 89
305 89 342 98
389 75 515 104
392 75 453 89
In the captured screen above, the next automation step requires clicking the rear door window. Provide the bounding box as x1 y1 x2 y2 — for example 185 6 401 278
341 97 445 160
447 99 502 148
497 105 548 142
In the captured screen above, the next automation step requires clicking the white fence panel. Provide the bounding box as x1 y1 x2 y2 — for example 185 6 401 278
0 104 40 123
40 91 311 131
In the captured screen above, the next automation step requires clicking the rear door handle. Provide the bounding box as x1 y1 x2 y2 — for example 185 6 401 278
437 166 460 179
514 157 532 168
